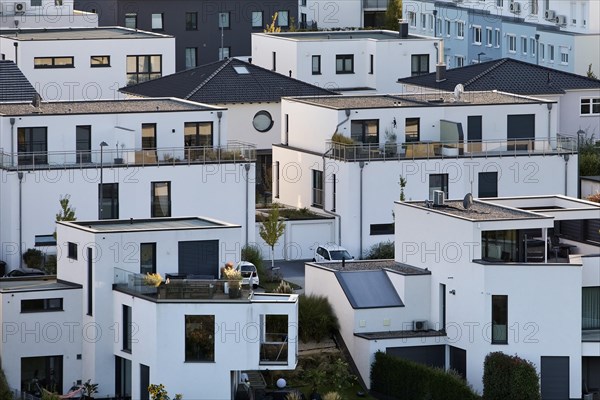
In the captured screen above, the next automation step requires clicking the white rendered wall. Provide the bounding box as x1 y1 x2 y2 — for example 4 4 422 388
223 103 281 151
301 0 362 29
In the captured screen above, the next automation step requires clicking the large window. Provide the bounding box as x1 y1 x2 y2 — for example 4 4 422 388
18 127 47 165
218 12 230 28
34 56 74 68
335 54 354 74
581 98 600 115
277 10 289 27
140 243 156 275
350 120 379 143
492 295 508 344
185 315 215 362
473 26 482 44
151 13 164 30
125 13 137 29
482 230 517 261
252 11 263 28
405 118 420 142
478 172 498 198
312 170 323 208
185 47 197 69
184 122 213 149
151 182 171 218
185 12 198 30
583 287 600 330
410 54 429 76
21 298 63 313
122 305 132 352
126 55 162 85
21 356 63 394
312 55 321 74
76 125 91 163
428 174 448 200
99 183 119 219
142 123 157 149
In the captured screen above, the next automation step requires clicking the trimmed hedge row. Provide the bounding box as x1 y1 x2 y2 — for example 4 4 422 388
483 352 540 400
371 351 479 400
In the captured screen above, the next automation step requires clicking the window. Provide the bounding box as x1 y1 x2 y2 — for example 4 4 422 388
311 55 321 74
151 13 164 30
185 48 197 69
351 120 379 143
436 18 442 36
87 248 92 316
18 127 47 165
581 98 600 115
335 54 354 74
125 13 137 29
272 52 276 71
445 20 451 36
151 182 171 217
370 223 395 235
142 123 157 149
277 10 289 27
521 36 527 54
252 111 274 132
421 14 427 29
473 26 482 44
570 1 576 24
185 12 198 30
405 118 420 142
496 0 503 6
34 56 74 68
99 183 119 219
408 11 416 27
457 21 464 38
274 161 280 198
428 14 434 31
185 315 215 362
560 50 569 65
540 43 545 60
184 122 213 156
508 35 516 52
582 287 600 330
126 55 162 85
530 38 536 56
492 295 508 344
90 55 110 67
495 29 501 47
252 11 263 28
300 13 307 29
531 0 539 14
369 54 374 74
581 1 587 26
478 172 498 198
411 54 429 76
218 12 230 28
312 170 323 208
68 242 78 260
218 47 230 61
31 0 42 5
122 305 132 352
140 243 156 275
548 44 554 62
486 28 493 46
455 55 465 67
76 125 91 163
428 174 448 200
21 298 63 313
332 173 336 211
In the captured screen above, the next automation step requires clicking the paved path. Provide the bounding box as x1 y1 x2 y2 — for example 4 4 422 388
271 259 309 294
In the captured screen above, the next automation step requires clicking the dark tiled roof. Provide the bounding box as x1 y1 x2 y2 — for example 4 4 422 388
0 61 38 102
121 58 337 103
398 58 600 95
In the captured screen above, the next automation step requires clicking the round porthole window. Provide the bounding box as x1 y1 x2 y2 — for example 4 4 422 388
253 110 274 132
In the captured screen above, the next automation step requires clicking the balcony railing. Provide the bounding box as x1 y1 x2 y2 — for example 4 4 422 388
260 333 289 364
326 136 577 162
0 141 256 171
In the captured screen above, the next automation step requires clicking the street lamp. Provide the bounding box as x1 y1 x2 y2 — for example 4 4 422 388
477 52 486 63
99 141 108 219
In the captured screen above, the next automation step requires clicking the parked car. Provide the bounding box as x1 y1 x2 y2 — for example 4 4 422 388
313 244 354 262
3 267 46 278
236 261 260 288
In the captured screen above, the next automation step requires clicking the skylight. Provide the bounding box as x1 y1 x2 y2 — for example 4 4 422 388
233 66 250 74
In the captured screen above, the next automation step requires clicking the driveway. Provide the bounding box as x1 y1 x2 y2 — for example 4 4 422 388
271 259 309 294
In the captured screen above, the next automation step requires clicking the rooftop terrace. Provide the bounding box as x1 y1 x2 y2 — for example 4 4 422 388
405 199 550 221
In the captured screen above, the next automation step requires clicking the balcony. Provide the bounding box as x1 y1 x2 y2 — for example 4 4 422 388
326 136 577 162
0 141 256 171
260 334 289 365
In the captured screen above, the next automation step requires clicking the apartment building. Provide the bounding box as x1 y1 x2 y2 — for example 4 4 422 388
0 0 97 29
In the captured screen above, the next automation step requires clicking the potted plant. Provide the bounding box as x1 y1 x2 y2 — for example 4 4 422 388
144 272 163 287
222 267 242 298
384 128 397 157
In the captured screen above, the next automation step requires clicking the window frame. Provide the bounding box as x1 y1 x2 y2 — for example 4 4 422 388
218 12 230 29
252 11 263 29
140 243 157 275
122 305 132 353
311 55 321 75
185 12 198 30
478 171 498 198
21 298 63 313
486 28 493 47
185 315 215 362
151 181 172 218
560 50 569 65
350 119 379 144
33 56 74 69
491 295 508 344
151 13 164 31
277 10 289 27
99 182 119 220
90 55 110 68
410 54 429 77
456 21 465 39
494 28 501 48
312 169 324 208
185 47 197 69
508 34 517 53
548 44 555 62
521 36 528 54
68 242 78 260
473 26 482 45
125 13 137 29
580 97 600 116
335 54 354 74
126 55 162 85
428 173 449 200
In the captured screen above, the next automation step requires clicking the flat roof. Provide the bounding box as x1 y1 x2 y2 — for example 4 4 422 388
355 329 446 340
0 98 218 116
61 217 239 233
261 30 429 41
287 91 547 110
404 199 549 221
309 259 430 275
0 277 81 293
0 27 172 41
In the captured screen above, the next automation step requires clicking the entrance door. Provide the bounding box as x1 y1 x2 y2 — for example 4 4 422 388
541 356 569 400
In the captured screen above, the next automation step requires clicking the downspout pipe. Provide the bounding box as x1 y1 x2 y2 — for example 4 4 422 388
359 161 365 259
18 172 23 268
563 154 569 196
217 111 223 147
547 103 553 145
244 163 251 246
10 118 16 167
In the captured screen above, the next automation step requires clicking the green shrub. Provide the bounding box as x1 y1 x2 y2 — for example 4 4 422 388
22 248 43 268
371 351 480 400
0 368 13 400
482 352 540 400
241 244 265 280
44 254 57 275
364 241 394 259
331 132 354 145
298 294 339 342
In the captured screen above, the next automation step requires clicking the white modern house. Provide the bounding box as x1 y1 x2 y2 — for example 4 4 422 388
0 0 97 29
0 97 256 271
251 29 440 94
0 216 299 399
273 91 579 258
305 195 600 399
0 27 174 101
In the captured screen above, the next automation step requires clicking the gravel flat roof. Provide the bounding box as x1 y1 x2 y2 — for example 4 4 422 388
0 277 81 293
269 30 425 41
408 200 547 221
312 259 430 275
1 27 170 41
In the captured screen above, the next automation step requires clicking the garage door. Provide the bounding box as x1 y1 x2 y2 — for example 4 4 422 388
178 240 219 278
541 356 569 400
386 345 445 369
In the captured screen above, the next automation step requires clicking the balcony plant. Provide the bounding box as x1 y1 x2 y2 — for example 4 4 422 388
144 272 163 287
222 267 242 298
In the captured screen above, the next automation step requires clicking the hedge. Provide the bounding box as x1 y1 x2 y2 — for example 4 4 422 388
0 368 13 400
482 352 540 400
371 351 479 400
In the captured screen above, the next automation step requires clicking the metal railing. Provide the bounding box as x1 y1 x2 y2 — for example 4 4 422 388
326 136 578 162
260 333 289 364
0 141 256 171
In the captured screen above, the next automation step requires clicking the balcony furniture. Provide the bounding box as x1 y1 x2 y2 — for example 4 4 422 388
548 235 577 260
158 279 215 299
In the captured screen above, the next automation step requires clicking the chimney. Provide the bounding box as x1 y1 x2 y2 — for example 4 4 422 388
398 19 409 38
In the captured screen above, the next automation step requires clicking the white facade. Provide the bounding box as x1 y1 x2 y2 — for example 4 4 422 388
273 92 578 257
0 0 97 29
252 30 439 93
300 0 363 29
0 27 174 101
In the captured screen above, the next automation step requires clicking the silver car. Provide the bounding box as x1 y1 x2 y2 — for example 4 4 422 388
236 261 259 288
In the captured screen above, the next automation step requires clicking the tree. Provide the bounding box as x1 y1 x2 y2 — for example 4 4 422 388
398 175 407 201
384 0 402 30
54 194 76 239
587 64 598 80
259 204 285 269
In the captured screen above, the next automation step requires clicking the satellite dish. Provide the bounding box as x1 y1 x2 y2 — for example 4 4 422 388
463 193 473 210
453 84 464 101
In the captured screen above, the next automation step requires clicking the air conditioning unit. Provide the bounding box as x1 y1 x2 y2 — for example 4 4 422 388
509 1 521 13
413 320 428 331
433 190 445 206
544 9 556 20
555 14 567 26
14 2 26 14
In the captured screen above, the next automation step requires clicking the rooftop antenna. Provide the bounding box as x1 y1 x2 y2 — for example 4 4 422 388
463 193 473 211
453 83 464 102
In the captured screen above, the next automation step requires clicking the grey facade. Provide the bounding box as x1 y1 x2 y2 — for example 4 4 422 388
75 0 298 71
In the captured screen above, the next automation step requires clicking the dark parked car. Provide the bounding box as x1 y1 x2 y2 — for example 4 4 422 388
3 267 46 277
